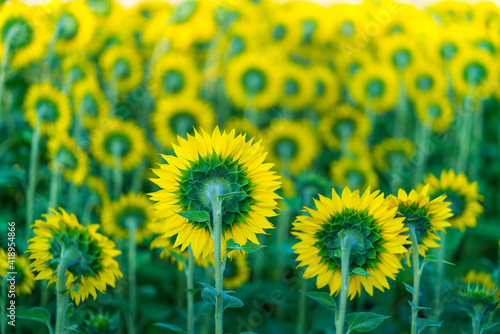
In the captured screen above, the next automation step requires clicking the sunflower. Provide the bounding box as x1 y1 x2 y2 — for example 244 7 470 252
335 52 374 82
263 119 319 175
449 50 498 99
386 185 452 258
151 97 215 149
23 83 72 136
54 1 96 55
149 53 201 99
28 208 123 305
11 253 35 295
223 251 251 290
72 79 110 130
224 117 261 142
90 118 147 172
47 135 89 186
372 138 415 173
280 62 315 111
415 97 454 133
101 192 156 244
423 169 483 231
311 64 339 114
127 0 172 49
378 35 420 72
404 61 447 102
86 175 110 209
292 187 409 299
61 54 98 89
430 27 469 63
99 45 143 94
0 2 49 69
87 22 134 56
0 248 8 277
462 270 496 291
267 12 301 52
149 127 281 260
330 156 379 190
319 105 370 151
318 4 363 45
224 51 281 110
349 63 399 113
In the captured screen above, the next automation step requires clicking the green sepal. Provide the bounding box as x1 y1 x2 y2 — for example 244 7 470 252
226 239 266 254
177 211 210 223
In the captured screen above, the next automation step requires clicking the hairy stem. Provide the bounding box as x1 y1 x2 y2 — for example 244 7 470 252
409 227 421 334
26 121 41 237
186 248 195 334
127 221 137 334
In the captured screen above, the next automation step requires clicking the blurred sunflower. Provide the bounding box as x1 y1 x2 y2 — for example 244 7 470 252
0 248 8 277
224 117 261 142
88 22 134 56
319 4 363 45
86 175 110 209
72 79 110 130
292 187 409 299
47 135 89 186
62 54 98 89
386 185 452 258
86 0 125 24
223 251 251 290
415 97 454 133
149 53 201 99
372 138 415 173
378 36 420 72
449 50 498 98
319 104 370 151
293 170 333 205
423 169 483 231
99 45 143 94
462 270 496 291
101 192 155 244
311 64 339 113
149 127 281 259
430 27 468 63
54 1 96 55
268 12 301 51
127 0 172 49
225 51 281 110
28 208 122 305
0 2 49 68
23 83 72 136
335 53 373 81
350 64 399 113
329 156 379 190
264 119 319 175
90 118 146 172
404 61 446 102
281 62 315 111
12 253 35 295
151 97 215 149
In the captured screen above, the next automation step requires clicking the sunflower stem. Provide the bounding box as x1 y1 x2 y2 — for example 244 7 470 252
48 161 60 210
472 308 486 334
336 230 354 334
413 120 431 186
409 226 421 334
296 271 308 334
127 221 137 334
112 154 122 200
394 78 408 139
457 96 474 173
431 231 447 334
186 247 195 334
55 247 80 334
469 102 484 180
0 30 14 124
208 185 224 334
26 120 41 237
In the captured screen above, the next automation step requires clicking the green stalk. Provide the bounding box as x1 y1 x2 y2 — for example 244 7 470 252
126 221 137 334
208 186 224 334
413 120 431 186
394 79 408 139
365 105 377 147
456 96 474 173
48 161 60 210
472 308 485 334
296 272 308 334
469 103 483 179
55 247 80 334
336 232 352 334
431 231 447 334
275 204 290 281
26 120 41 237
409 227 421 334
0 31 13 123
186 248 195 334
113 155 123 200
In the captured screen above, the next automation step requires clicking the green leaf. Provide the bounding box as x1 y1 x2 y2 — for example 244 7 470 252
346 312 390 333
417 318 443 333
154 322 187 333
16 307 52 334
481 322 498 331
219 191 245 202
199 282 244 311
300 291 337 312
404 283 422 297
408 301 431 311
177 211 210 223
64 324 79 333
423 255 455 266
226 239 266 254
351 268 373 277
65 303 74 319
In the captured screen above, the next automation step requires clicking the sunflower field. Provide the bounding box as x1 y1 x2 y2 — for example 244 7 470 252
0 0 500 333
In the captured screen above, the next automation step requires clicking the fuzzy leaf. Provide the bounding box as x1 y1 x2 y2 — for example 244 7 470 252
154 322 186 333
226 239 266 254
64 324 79 333
16 307 52 334
300 291 337 312
408 301 431 311
177 211 210 223
417 318 443 333
404 283 422 297
423 255 455 266
199 282 244 311
346 312 390 333
351 268 373 277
